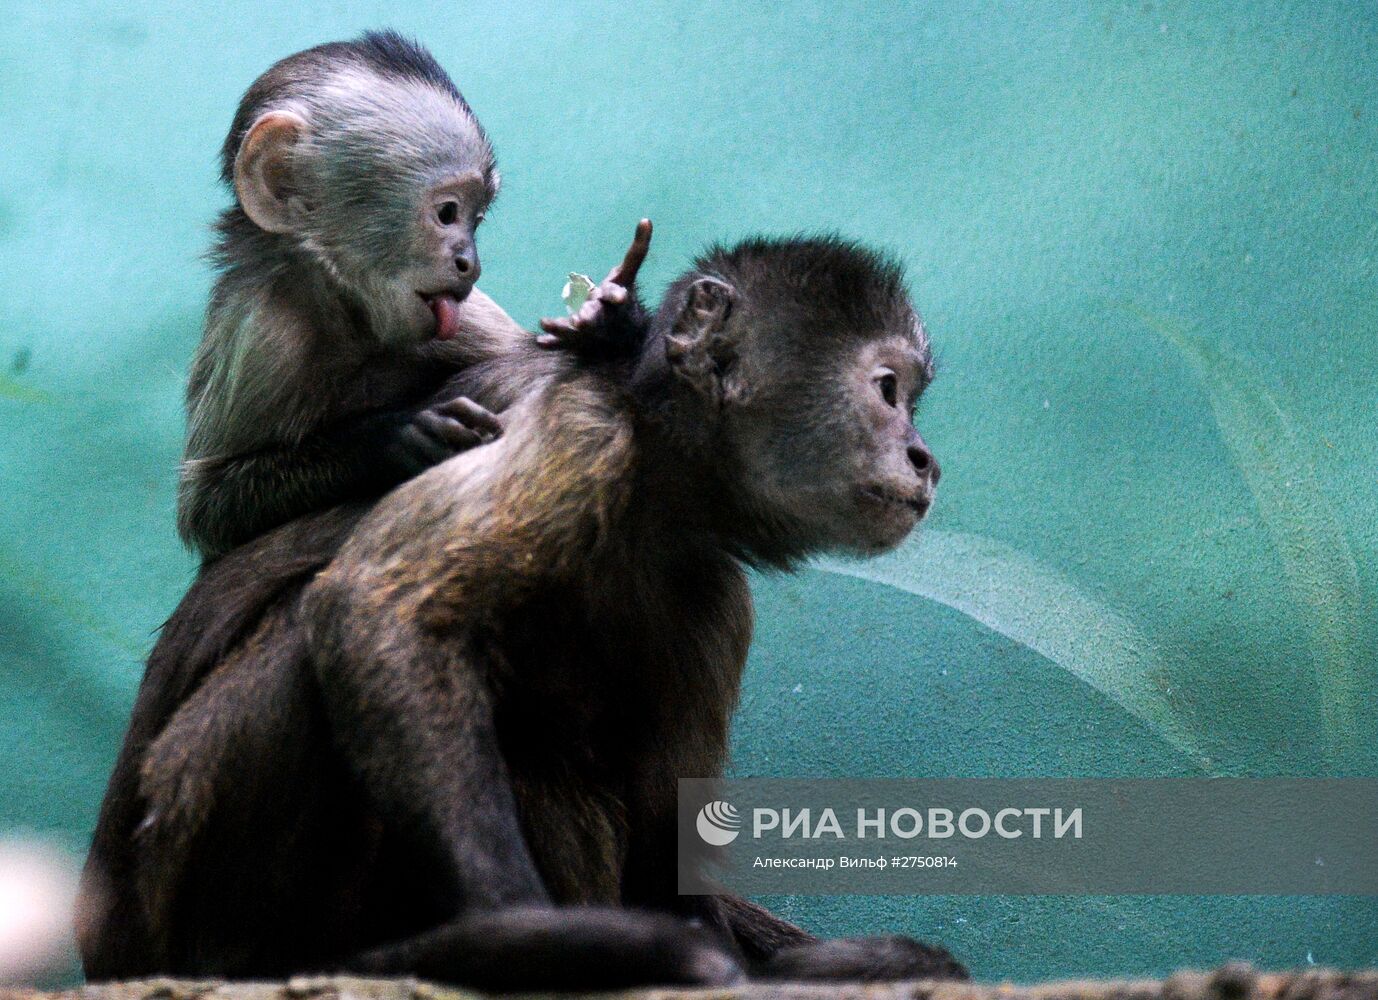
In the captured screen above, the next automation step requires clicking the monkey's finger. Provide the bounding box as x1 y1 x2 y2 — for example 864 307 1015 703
397 425 455 467
607 217 652 286
538 317 581 337
536 323 592 350
607 218 652 288
416 412 484 450
437 423 484 449
437 396 504 435
573 298 604 324
598 285 628 305
546 299 603 332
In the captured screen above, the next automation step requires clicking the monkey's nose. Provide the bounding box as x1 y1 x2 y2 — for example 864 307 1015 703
908 442 940 484
454 250 479 279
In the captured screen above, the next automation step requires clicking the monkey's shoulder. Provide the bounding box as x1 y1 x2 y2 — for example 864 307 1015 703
442 367 638 559
521 369 638 472
324 369 637 606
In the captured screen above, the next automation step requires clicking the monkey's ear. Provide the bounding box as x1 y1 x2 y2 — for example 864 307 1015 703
665 277 741 403
234 111 311 234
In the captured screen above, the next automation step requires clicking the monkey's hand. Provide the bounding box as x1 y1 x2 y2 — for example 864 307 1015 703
537 218 652 361
386 396 504 478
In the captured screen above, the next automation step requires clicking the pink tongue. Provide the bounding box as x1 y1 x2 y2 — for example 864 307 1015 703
430 294 461 341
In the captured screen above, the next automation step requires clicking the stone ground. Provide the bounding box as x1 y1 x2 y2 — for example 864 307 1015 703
4 966 1377 1000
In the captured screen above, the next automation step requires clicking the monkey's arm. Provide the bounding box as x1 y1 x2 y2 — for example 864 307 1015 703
177 396 500 559
306 374 637 867
179 286 526 560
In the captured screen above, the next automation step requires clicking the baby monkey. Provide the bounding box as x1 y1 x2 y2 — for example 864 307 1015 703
180 32 642 558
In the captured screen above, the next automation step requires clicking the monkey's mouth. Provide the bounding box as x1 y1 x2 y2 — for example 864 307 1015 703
418 290 469 341
859 485 930 519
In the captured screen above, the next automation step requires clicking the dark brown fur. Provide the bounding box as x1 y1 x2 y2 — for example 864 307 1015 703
80 237 962 989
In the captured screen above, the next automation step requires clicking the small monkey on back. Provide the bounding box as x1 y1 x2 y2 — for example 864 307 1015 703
181 32 634 558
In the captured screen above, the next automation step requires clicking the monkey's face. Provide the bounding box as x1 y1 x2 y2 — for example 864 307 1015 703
830 331 939 553
232 68 498 348
361 170 491 347
658 241 937 563
734 327 938 557
303 153 495 349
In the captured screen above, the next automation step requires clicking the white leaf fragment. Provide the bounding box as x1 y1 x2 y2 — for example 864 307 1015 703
562 272 595 314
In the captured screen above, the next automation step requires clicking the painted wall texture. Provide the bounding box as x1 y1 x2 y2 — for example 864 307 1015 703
0 0 1374 984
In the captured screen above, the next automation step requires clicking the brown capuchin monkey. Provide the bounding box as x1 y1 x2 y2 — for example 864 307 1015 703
81 230 963 990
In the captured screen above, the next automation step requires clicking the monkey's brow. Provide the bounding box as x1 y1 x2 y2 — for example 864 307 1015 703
896 342 931 377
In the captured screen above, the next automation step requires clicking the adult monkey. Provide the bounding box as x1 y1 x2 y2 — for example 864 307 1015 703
80 232 961 989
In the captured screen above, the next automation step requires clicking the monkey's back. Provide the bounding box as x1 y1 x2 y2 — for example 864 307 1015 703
80 367 754 979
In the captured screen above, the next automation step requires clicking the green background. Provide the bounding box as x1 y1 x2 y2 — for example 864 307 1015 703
1 0 1375 983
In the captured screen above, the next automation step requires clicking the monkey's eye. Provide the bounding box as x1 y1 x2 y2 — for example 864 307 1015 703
436 201 460 226
876 370 899 407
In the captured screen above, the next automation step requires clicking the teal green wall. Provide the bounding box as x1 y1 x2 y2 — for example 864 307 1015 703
1 0 1374 982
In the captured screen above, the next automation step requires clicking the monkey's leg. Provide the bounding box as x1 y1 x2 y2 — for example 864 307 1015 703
308 622 548 911
305 611 743 988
